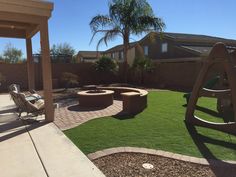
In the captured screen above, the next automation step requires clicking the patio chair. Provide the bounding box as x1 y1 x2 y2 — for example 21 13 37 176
8 84 42 100
9 90 45 117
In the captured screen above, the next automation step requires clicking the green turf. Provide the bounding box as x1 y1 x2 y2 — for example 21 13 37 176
64 91 236 160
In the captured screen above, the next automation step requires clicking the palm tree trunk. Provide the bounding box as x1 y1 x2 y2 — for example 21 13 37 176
123 30 129 83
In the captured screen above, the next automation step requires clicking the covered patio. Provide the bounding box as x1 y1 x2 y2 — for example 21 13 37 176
0 0 54 121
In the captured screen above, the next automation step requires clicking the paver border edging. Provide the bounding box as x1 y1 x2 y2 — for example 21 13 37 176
87 147 236 166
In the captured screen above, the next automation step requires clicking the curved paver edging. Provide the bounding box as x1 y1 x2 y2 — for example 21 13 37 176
87 147 236 166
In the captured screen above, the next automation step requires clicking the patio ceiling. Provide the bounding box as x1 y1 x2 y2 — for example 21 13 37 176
0 0 53 39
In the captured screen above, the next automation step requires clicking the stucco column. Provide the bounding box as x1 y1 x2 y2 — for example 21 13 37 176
26 38 35 90
40 20 54 122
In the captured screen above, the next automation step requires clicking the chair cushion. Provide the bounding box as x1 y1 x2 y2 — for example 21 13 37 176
34 99 45 109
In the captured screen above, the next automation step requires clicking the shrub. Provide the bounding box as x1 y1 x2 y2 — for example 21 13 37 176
94 56 118 73
132 57 155 84
60 72 79 89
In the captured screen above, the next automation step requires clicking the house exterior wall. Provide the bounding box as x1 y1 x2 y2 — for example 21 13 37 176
127 47 136 66
104 47 136 66
138 37 199 60
77 52 101 63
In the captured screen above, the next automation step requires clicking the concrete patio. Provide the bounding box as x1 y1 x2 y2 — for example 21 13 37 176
0 94 105 177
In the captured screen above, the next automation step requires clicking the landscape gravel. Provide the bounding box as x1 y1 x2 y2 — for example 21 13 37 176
93 152 235 177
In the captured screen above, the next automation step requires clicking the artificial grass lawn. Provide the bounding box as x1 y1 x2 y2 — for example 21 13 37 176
64 91 236 160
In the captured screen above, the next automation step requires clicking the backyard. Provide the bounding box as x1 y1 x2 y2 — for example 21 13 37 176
64 90 236 161
2 0 236 177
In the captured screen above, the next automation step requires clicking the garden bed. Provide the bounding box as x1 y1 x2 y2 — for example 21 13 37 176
93 152 219 177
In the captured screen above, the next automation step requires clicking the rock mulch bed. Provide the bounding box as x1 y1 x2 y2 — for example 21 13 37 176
93 152 235 177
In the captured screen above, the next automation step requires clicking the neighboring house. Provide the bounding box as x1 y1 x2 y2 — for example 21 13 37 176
103 42 138 66
32 54 73 63
77 51 101 63
138 32 236 60
103 32 236 65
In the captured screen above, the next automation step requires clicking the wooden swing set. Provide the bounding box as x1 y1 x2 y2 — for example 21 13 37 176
185 42 236 135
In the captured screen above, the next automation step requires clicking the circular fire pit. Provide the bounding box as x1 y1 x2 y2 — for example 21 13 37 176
78 90 114 107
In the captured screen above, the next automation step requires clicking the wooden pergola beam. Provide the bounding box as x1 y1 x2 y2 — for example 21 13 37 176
0 20 32 29
0 11 46 24
0 27 26 38
26 25 40 38
0 0 53 17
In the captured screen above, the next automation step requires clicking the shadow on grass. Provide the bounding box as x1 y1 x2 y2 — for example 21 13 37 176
111 112 136 120
183 104 234 122
185 122 236 177
183 104 221 118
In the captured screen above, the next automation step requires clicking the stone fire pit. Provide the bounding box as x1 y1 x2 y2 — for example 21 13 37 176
78 90 114 107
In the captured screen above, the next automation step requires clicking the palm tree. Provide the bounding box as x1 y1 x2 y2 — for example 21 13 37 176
90 0 165 81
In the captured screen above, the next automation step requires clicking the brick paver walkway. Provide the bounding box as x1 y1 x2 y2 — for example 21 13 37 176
54 98 123 130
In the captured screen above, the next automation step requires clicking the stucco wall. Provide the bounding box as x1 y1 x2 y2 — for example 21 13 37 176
0 58 218 92
139 36 199 59
0 63 120 91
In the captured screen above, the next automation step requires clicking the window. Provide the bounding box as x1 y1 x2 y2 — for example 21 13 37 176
161 43 168 53
111 53 115 59
120 51 124 60
144 46 149 56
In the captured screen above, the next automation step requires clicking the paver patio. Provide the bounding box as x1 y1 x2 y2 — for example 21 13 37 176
54 98 123 130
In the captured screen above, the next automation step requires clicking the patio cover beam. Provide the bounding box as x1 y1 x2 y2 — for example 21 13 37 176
0 27 26 38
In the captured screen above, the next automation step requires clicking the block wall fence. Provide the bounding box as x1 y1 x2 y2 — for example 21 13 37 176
0 58 210 92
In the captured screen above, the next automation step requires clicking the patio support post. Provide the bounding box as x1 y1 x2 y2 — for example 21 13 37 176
26 38 35 90
40 20 54 122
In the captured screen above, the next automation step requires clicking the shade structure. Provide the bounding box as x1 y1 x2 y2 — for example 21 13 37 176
0 0 54 122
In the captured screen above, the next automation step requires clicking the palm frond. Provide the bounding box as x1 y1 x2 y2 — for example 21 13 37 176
95 28 122 51
136 16 165 33
90 15 113 32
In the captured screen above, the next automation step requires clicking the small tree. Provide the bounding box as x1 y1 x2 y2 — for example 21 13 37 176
94 56 118 73
2 43 23 63
38 43 76 63
50 43 75 56
132 45 154 84
60 72 79 90
133 57 154 85
50 43 76 63
94 56 118 84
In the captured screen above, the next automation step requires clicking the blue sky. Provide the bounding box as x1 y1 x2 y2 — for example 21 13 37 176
0 0 236 56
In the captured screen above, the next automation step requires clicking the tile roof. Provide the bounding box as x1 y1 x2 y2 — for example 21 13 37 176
105 42 138 52
164 32 236 45
78 51 101 58
91 32 236 56
180 45 213 55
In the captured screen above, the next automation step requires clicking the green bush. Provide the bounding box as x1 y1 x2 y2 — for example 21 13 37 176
94 56 118 73
60 72 79 89
132 57 155 84
132 57 154 72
